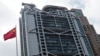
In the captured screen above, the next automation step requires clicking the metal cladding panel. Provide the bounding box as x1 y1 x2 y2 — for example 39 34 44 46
24 12 39 56
25 14 36 31
19 18 25 56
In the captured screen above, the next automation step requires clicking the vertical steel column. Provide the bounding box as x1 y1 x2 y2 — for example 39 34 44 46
35 11 48 56
65 11 82 56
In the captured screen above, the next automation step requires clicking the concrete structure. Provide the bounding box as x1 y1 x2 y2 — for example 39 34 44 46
97 34 100 45
71 9 100 56
19 3 94 56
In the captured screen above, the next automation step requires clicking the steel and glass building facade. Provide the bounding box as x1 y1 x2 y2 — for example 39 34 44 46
19 3 94 56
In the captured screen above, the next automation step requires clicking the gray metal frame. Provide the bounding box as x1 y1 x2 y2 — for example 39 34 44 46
20 3 94 56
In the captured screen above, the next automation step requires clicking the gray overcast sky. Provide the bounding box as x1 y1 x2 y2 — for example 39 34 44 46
0 0 100 56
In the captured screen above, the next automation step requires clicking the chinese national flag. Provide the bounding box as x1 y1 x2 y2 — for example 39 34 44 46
3 27 16 41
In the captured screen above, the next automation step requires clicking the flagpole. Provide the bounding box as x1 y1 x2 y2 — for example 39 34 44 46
16 26 18 56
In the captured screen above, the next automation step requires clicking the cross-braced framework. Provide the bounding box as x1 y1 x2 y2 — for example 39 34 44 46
20 3 94 56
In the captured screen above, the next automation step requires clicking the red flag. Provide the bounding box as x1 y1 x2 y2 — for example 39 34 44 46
3 27 16 41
